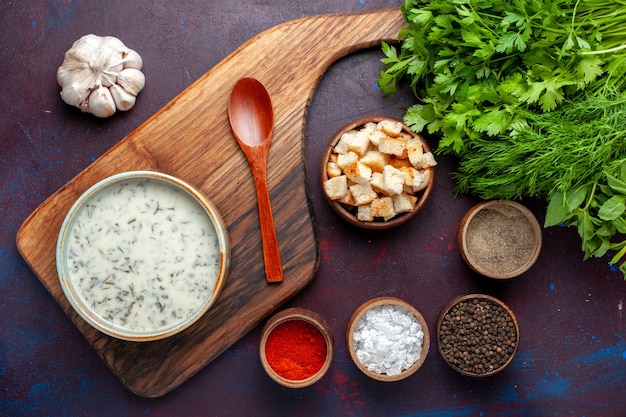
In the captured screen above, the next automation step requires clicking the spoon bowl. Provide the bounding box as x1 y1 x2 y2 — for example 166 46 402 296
228 77 283 283
227 78 274 147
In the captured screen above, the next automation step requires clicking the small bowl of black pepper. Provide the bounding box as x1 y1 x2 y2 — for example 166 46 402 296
436 294 519 377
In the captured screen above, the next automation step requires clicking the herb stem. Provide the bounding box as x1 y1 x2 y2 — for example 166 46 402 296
584 182 597 211
581 43 626 55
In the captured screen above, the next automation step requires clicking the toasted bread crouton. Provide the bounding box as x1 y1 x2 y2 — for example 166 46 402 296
413 168 432 192
347 131 371 156
357 204 374 222
336 151 359 170
370 172 385 194
350 182 378 205
378 136 406 157
407 140 423 167
399 166 414 185
388 155 412 169
323 175 348 200
338 189 356 206
334 130 358 154
362 122 378 133
406 138 424 161
359 151 388 173
371 197 396 220
367 129 387 147
400 166 430 191
377 119 403 137
327 161 342 178
372 165 405 196
344 161 372 184
410 151 437 170
393 192 418 214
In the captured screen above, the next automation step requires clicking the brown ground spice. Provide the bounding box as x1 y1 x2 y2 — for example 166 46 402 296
465 207 536 275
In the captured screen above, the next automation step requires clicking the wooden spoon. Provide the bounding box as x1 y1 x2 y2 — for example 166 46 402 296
227 77 283 283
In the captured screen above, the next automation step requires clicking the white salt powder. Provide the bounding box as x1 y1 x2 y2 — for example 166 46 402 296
352 303 424 376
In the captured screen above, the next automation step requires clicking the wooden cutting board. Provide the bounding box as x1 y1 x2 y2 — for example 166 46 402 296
16 8 405 397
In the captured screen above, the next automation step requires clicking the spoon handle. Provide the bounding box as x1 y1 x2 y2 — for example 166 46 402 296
250 162 284 283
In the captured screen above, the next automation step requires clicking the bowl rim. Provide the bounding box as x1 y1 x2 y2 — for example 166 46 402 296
259 308 334 388
55 170 230 342
320 116 435 230
346 296 430 382
436 294 520 377
458 200 542 279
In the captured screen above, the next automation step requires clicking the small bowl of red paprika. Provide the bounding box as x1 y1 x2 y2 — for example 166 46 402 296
260 308 334 388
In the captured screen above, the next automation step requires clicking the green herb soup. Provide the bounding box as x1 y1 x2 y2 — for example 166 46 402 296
66 178 220 333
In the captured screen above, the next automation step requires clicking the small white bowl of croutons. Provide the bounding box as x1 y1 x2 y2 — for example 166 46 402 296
320 116 436 230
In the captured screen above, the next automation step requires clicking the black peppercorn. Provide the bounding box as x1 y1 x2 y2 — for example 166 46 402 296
438 297 518 376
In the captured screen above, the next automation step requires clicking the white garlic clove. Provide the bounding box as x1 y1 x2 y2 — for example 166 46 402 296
78 34 102 48
102 35 128 54
109 84 136 111
61 48 93 71
122 49 143 70
60 81 91 107
57 62 94 96
117 68 145 96
101 52 124 87
107 60 124 74
91 49 119 84
79 97 90 113
87 85 116 118
70 34 102 59
101 71 117 87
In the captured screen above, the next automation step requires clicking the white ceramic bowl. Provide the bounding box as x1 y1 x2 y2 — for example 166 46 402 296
56 171 230 341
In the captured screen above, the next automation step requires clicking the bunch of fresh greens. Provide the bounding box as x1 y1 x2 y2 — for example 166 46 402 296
380 0 626 152
379 0 626 276
453 89 626 200
545 160 626 276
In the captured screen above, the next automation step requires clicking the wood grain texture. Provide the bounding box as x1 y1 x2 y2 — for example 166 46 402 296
16 8 405 397
228 77 284 282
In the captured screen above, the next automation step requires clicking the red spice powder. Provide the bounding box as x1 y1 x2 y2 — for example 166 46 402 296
264 319 327 380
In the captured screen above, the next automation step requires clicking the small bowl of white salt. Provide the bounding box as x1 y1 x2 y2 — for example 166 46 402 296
346 296 430 382
56 171 230 342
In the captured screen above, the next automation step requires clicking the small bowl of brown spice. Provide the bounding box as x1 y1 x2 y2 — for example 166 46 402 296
458 200 542 279
437 294 519 377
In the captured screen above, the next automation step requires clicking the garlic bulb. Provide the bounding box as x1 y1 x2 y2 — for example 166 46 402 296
57 34 145 118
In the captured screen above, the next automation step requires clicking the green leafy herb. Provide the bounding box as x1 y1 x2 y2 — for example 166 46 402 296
453 89 626 200
545 160 626 275
380 0 626 277
380 0 626 153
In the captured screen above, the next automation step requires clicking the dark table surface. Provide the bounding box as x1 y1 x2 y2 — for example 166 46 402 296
2 1 626 416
